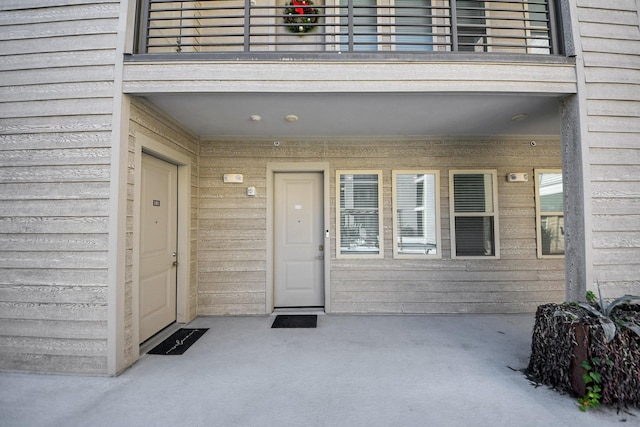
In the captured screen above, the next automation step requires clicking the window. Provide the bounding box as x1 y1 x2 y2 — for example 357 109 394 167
456 0 486 52
337 171 383 257
339 0 434 51
340 0 378 51
393 171 441 258
526 1 551 54
449 170 499 258
535 170 564 257
394 0 434 51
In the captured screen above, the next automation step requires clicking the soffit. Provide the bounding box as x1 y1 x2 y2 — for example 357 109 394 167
143 92 563 138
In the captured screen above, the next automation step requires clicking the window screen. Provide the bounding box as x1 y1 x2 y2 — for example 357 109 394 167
393 171 440 257
337 171 382 257
450 170 499 258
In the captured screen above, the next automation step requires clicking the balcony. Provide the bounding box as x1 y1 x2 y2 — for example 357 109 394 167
135 0 562 58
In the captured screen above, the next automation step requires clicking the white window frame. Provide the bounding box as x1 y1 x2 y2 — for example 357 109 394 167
392 170 441 259
535 169 564 258
449 169 500 259
336 170 384 259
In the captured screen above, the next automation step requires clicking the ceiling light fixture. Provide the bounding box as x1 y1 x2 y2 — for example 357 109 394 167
511 114 528 122
284 114 299 122
250 115 262 122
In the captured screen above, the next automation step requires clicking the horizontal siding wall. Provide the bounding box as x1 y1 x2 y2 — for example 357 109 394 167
127 98 200 364
577 0 640 297
198 138 564 315
0 0 120 374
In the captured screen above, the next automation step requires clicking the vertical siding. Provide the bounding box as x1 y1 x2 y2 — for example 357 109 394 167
0 1 120 374
577 0 640 297
198 138 565 315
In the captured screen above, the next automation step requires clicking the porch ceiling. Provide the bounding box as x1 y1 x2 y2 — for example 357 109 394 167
144 92 562 138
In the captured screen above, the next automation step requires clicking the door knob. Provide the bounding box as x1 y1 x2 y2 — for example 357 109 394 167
172 252 178 266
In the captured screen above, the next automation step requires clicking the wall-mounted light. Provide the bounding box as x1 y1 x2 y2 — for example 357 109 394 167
507 173 529 182
223 174 243 183
284 114 299 122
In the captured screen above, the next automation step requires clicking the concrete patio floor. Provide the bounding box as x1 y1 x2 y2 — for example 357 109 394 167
1 314 638 427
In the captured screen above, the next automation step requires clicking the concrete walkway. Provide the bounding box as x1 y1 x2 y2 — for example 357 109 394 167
1 314 638 427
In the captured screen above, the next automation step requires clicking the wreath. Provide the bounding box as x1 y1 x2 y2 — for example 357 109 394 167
283 0 319 34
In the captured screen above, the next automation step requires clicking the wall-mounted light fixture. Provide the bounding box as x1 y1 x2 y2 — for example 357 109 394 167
507 173 529 182
223 174 243 183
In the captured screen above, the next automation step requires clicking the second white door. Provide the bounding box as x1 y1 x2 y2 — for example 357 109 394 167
274 172 324 307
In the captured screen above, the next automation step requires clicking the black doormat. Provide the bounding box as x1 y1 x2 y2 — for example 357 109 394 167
271 315 317 328
147 328 208 355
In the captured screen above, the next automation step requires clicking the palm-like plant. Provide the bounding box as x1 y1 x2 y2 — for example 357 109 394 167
577 287 640 342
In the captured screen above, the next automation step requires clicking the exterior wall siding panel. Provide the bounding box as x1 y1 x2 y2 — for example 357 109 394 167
576 0 640 297
198 138 564 315
2 0 638 375
0 0 119 375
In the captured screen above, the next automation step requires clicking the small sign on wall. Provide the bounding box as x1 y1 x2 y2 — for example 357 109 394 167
153 200 161 206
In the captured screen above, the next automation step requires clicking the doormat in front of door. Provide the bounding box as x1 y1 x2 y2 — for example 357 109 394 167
271 315 317 328
148 328 208 355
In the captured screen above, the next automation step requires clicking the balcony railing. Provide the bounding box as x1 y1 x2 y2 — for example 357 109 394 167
136 0 561 56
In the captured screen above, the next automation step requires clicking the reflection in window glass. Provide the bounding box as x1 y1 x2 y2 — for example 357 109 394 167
450 171 499 258
393 171 440 257
337 172 382 257
536 170 564 256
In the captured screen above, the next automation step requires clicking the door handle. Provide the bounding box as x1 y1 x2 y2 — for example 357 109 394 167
172 252 178 266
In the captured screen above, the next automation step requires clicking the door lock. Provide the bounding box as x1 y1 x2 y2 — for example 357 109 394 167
172 252 178 266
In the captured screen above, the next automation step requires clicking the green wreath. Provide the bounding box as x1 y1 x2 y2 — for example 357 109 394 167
283 0 319 34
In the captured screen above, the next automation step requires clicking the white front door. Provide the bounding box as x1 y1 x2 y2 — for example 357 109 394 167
139 153 178 343
274 172 325 307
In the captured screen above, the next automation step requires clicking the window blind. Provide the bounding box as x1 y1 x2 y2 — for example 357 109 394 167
451 171 497 257
339 173 381 255
536 171 564 256
394 173 438 255
340 0 378 51
395 0 433 51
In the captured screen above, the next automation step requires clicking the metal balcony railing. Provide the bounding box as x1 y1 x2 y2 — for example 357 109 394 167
136 0 561 56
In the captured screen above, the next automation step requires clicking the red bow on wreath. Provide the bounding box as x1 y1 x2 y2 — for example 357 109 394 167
292 0 308 15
